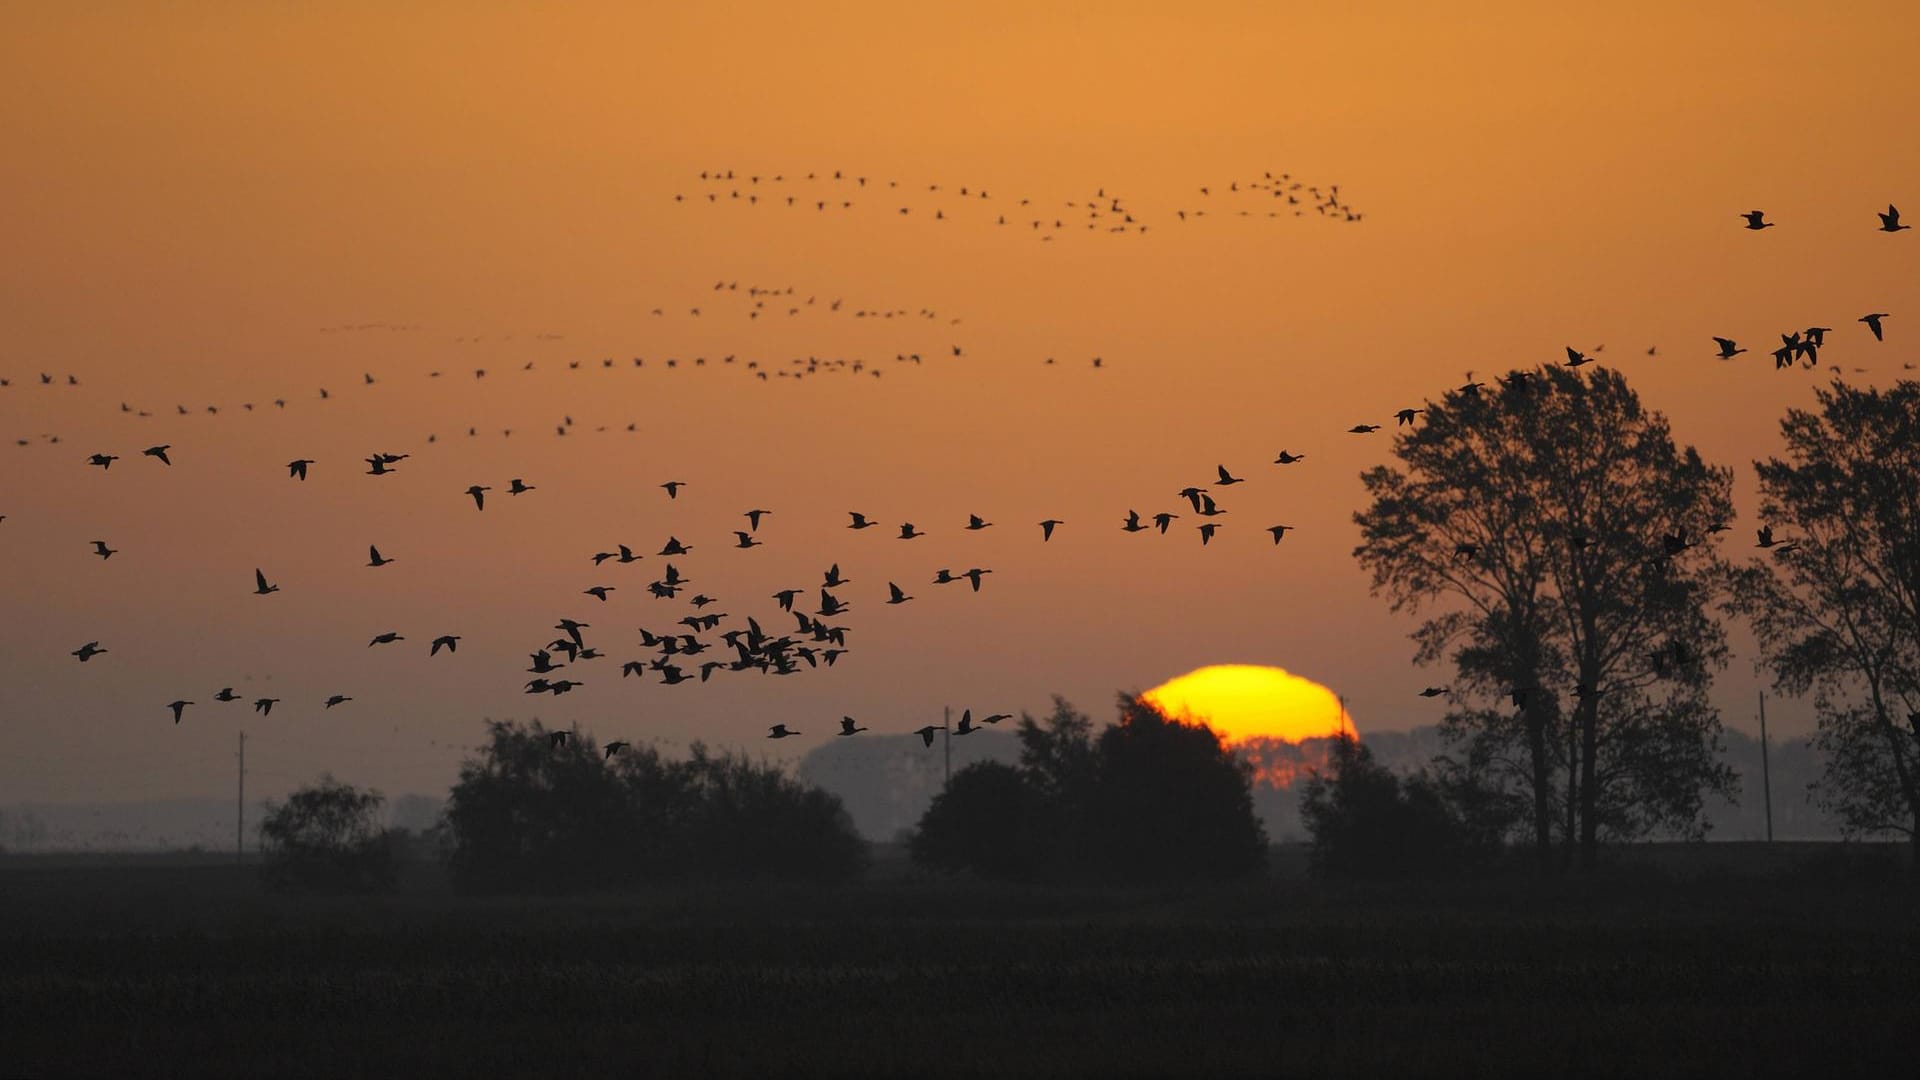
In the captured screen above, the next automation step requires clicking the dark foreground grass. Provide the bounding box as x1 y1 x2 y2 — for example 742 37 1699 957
2 845 1915 1078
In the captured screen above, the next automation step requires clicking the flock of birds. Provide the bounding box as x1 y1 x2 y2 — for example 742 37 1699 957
679 167 1365 239
4 195 1912 756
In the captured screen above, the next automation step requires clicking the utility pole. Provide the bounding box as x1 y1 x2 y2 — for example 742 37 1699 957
942 706 952 788
1758 690 1773 843
236 730 246 862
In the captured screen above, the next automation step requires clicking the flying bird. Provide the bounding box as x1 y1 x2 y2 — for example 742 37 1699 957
914 725 940 747
72 641 106 662
143 445 172 465
91 540 116 560
1741 210 1774 230
966 514 992 530
745 509 771 530
848 512 877 529
87 453 118 470
898 522 925 539
430 635 461 656
1039 519 1063 541
887 582 913 604
324 695 353 709
661 481 686 499
1712 337 1745 360
1273 451 1305 464
253 698 280 716
1877 204 1909 232
167 700 192 724
1860 313 1888 341
1267 525 1294 544
839 717 867 736
465 485 490 510
767 724 800 739
508 478 535 495
604 740 628 759
368 631 404 647
1215 465 1244 486
1418 687 1450 698
367 545 393 567
253 569 279 595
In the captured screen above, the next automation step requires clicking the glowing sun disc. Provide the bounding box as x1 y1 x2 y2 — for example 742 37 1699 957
1141 664 1355 745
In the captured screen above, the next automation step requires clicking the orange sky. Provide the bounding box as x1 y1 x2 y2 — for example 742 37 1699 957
1 1 1915 803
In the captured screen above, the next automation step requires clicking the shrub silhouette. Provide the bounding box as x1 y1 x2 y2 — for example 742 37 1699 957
258 775 395 893
911 695 1267 881
911 761 1055 880
1301 735 1499 878
444 719 864 892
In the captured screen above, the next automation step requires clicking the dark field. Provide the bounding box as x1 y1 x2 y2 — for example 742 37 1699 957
3 845 1915 1078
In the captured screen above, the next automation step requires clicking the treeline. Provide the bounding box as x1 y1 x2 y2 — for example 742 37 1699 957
259 700 1274 892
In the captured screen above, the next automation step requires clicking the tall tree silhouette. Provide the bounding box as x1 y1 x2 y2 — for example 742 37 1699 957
1731 381 1920 863
1354 366 1736 868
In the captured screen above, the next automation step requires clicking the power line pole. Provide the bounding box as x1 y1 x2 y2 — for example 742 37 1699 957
942 706 952 789
1758 690 1773 843
236 730 246 862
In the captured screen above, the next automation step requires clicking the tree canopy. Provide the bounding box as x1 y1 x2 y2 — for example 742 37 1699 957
1731 380 1920 859
1354 366 1736 867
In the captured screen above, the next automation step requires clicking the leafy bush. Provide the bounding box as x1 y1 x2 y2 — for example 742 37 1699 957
444 720 864 893
1301 736 1500 878
258 775 395 893
910 695 1267 882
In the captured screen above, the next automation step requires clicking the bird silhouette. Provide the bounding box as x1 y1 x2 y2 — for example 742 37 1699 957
848 512 876 529
1198 523 1220 546
839 716 867 736
1395 409 1422 426
367 545 393 567
661 481 686 499
914 725 939 747
253 569 279 595
584 585 615 601
1877 204 1909 232
324 695 353 708
214 687 239 702
91 540 116 560
1267 525 1294 544
962 568 992 591
1348 424 1380 434
733 531 761 549
1039 519 1063 541
550 731 570 749
87 453 117 470
1418 687 1449 698
966 513 992 530
1741 210 1775 230
143 445 172 465
465 485 490 510
368 631 403 647
898 522 925 539
508 478 535 495
954 710 978 736
887 582 913 604
253 698 280 716
1861 313 1889 341
1215 465 1244 486
72 641 106 662
167 700 192 724
430 635 460 656
1712 337 1745 360
1273 451 1305 464
1122 510 1147 533
767 724 800 739
745 509 771 530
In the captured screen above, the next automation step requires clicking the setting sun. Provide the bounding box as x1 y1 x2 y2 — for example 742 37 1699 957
1141 665 1355 745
